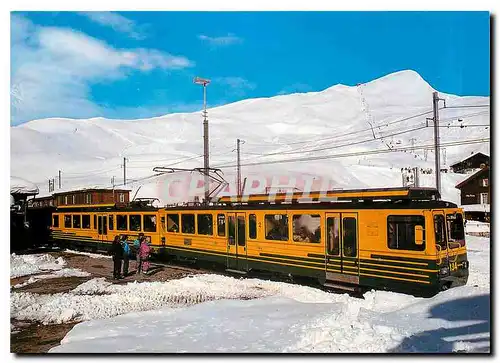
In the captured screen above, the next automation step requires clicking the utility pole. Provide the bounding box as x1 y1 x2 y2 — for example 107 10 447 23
123 157 127 186
432 91 445 197
58 170 61 189
410 137 416 153
111 176 115 200
236 139 245 198
194 77 211 203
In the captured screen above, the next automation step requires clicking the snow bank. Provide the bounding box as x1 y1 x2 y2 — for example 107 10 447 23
10 253 66 278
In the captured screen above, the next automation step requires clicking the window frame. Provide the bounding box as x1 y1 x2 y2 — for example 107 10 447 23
292 214 321 244
264 214 289 241
197 213 213 235
387 215 426 252
117 214 128 231
82 214 91 229
326 216 340 256
72 214 81 229
342 217 358 257
181 214 196 234
249 214 257 239
64 215 71 228
129 214 142 232
167 214 180 233
143 214 157 233
52 215 59 228
217 214 226 237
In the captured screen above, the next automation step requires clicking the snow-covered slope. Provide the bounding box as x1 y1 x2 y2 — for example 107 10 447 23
11 70 490 205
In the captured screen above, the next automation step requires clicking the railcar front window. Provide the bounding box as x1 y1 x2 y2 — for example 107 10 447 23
292 214 321 243
447 213 465 248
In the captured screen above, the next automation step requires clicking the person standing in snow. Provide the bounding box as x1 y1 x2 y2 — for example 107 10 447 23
121 235 131 277
134 233 144 274
138 237 151 275
111 236 123 279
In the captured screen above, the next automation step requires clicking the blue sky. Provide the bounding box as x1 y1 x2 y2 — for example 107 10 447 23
11 11 490 125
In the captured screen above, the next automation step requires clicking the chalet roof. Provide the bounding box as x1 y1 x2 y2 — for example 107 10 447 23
455 166 489 189
449 151 490 168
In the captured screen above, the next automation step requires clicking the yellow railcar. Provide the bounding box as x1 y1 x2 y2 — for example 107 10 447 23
50 187 468 297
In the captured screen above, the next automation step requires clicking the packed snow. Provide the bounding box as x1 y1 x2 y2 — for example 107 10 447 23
8 234 489 353
64 249 112 259
10 254 90 288
10 70 489 206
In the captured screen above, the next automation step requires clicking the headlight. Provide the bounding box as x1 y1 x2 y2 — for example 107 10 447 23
440 267 449 275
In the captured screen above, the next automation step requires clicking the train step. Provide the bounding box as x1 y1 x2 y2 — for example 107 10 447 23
323 282 357 292
225 269 248 275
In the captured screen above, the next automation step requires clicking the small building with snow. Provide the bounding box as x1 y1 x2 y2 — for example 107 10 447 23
455 166 490 222
449 152 489 174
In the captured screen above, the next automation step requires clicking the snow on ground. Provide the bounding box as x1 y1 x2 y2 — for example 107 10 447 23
466 221 490 235
10 254 90 288
11 253 67 278
64 249 112 259
8 235 489 353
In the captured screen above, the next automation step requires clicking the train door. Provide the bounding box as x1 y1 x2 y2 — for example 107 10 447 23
226 212 247 271
325 212 360 284
433 210 450 265
97 214 109 251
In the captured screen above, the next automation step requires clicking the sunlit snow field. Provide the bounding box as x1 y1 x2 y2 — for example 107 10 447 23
10 235 489 353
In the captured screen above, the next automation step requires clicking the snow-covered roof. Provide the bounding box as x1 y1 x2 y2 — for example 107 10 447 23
449 151 490 168
455 167 489 189
10 176 39 196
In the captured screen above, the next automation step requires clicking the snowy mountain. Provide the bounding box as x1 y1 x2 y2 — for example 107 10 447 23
10 70 490 205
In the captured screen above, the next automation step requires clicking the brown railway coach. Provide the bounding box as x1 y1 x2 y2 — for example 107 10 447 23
50 187 468 297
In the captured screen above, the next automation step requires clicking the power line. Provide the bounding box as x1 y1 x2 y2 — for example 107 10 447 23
215 138 490 169
444 104 490 109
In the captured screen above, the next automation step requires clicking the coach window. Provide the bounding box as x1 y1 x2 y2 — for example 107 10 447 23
82 215 91 229
265 214 289 241
249 214 257 239
387 215 425 251
343 217 357 257
86 193 92 204
167 214 179 233
326 217 340 255
129 215 141 231
197 214 213 235
144 215 157 232
64 196 68 205
72 215 81 229
52 215 59 228
93 215 97 229
108 215 114 230
292 214 321 243
217 214 226 236
117 215 128 231
64 215 71 228
182 214 195 234
72 195 76 205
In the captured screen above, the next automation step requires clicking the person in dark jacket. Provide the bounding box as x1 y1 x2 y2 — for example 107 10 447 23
121 234 131 277
111 235 123 279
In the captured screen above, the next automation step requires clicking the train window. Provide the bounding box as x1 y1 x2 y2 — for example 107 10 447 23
64 215 71 228
433 215 447 250
167 214 179 233
182 214 195 234
94 215 97 229
86 194 92 204
217 214 226 237
292 214 321 243
197 214 213 235
52 215 59 228
249 214 257 239
447 213 465 248
265 214 289 241
72 215 81 229
343 217 357 257
326 217 340 255
82 215 91 229
108 215 114 230
144 215 157 232
237 215 246 246
387 215 425 251
129 215 141 231
228 215 235 245
117 215 128 231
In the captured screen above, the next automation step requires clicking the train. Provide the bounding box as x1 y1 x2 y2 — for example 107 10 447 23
47 186 468 297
